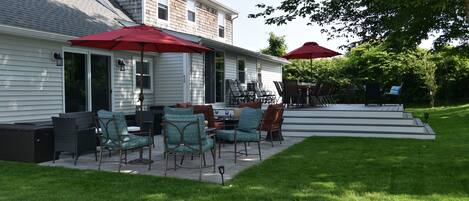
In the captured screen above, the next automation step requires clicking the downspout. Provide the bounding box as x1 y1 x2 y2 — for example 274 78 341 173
141 0 146 24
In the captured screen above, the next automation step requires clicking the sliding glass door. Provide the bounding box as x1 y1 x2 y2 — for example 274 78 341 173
64 52 87 112
64 51 112 112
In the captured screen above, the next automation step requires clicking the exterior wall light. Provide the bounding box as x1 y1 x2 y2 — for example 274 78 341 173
117 58 127 71
53 52 63 66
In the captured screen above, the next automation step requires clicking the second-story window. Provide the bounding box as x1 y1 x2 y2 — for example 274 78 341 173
158 0 169 21
187 0 196 22
218 11 225 38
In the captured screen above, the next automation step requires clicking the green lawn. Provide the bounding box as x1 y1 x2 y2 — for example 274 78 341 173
2 104 469 201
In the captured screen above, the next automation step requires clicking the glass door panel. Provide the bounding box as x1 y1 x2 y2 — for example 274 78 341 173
91 54 111 111
64 52 87 112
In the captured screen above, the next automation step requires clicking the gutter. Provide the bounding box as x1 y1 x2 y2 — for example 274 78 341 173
0 24 74 43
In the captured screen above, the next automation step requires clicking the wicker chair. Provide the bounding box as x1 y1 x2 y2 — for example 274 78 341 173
52 115 97 165
162 114 216 181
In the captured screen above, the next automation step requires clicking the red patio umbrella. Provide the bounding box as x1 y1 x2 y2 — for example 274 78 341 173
69 25 211 127
283 42 341 80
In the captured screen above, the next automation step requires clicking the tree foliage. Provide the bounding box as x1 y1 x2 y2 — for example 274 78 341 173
249 0 469 51
260 32 288 57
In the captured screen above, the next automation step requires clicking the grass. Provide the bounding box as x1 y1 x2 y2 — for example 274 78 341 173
2 104 469 200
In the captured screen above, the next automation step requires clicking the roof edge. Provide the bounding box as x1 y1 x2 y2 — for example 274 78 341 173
200 0 238 15
0 23 74 42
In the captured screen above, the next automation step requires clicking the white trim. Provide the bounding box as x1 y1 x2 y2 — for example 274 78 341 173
186 0 196 24
157 0 170 23
132 57 154 93
183 53 191 102
0 23 74 42
142 0 146 24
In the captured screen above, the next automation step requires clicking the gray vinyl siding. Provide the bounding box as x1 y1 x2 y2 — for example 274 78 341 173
115 0 143 23
225 52 237 80
113 52 158 114
260 60 282 97
154 53 185 105
190 53 204 104
0 33 64 123
245 57 258 83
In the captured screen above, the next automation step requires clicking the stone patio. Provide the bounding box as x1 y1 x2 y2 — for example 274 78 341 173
40 135 304 183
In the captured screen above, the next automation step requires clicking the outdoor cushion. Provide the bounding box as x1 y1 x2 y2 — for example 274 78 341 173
237 108 262 131
97 110 129 140
163 114 206 145
167 138 214 153
389 86 401 95
164 106 194 115
217 130 260 142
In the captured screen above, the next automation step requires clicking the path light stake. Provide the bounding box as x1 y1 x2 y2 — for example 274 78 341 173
423 112 430 124
218 166 225 186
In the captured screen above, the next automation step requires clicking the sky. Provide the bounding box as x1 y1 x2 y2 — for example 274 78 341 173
217 0 434 54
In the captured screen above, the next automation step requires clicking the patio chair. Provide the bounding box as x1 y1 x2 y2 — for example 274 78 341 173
283 80 304 108
273 81 284 103
260 104 285 147
52 111 97 165
227 79 246 106
162 113 216 181
253 81 276 104
164 106 194 115
193 105 224 129
365 83 383 106
217 108 263 163
96 110 152 172
384 83 403 105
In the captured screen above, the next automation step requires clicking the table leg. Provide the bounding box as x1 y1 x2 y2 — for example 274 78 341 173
128 148 153 165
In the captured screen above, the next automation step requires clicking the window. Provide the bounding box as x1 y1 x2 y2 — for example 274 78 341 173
218 11 225 38
237 58 245 83
158 0 169 21
135 60 152 90
257 62 262 81
215 51 225 102
187 0 195 22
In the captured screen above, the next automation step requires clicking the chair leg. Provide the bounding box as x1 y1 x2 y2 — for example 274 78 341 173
164 152 169 177
180 154 185 165
98 148 103 171
53 151 57 163
148 146 152 171
94 149 98 162
244 142 248 156
199 153 203 181
118 149 123 173
174 154 177 171
218 142 221 158
203 153 206 166
257 141 262 161
269 131 274 147
234 140 237 164
211 148 216 173
74 153 79 166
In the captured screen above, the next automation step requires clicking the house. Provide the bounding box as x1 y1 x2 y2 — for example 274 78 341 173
0 0 288 123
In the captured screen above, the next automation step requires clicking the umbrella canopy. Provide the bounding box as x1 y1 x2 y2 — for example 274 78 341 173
69 25 211 133
283 42 341 60
69 25 211 53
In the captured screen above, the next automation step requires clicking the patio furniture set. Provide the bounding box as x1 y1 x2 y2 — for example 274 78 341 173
227 80 277 106
0 101 285 181
276 80 338 108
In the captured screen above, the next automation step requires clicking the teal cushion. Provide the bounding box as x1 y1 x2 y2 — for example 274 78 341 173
163 114 206 146
217 129 261 142
168 138 214 153
97 110 128 141
121 134 152 150
237 108 262 132
389 86 401 95
164 107 194 115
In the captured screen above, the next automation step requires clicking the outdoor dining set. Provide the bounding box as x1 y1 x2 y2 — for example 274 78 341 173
0 101 285 181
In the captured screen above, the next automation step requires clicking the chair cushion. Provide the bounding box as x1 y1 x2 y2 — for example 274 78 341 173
101 134 151 150
167 138 214 153
164 107 194 115
97 110 128 140
163 114 206 145
217 130 260 142
237 108 262 131
389 86 401 95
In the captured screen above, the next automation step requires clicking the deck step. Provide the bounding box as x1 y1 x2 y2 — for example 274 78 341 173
283 117 417 126
282 131 436 140
282 124 426 134
284 110 405 119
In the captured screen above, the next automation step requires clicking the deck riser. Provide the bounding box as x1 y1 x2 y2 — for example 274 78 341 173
282 125 426 133
283 132 436 140
283 118 416 126
284 111 405 118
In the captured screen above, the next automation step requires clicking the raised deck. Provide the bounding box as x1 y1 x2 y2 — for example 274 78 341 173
282 104 435 140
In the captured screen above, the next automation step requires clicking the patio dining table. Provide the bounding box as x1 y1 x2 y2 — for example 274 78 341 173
298 82 316 106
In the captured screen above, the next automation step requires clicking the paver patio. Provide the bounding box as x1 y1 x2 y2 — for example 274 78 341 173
40 135 304 183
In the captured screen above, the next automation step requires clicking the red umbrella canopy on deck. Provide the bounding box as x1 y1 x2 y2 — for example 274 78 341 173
283 42 341 60
69 25 211 53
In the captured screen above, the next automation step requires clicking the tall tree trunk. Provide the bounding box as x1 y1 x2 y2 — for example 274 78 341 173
466 0 469 22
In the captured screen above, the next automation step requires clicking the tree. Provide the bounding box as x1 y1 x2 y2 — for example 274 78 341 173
260 32 288 57
249 0 469 51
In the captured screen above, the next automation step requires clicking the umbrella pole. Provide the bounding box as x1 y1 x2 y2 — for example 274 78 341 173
310 58 313 82
139 45 144 128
